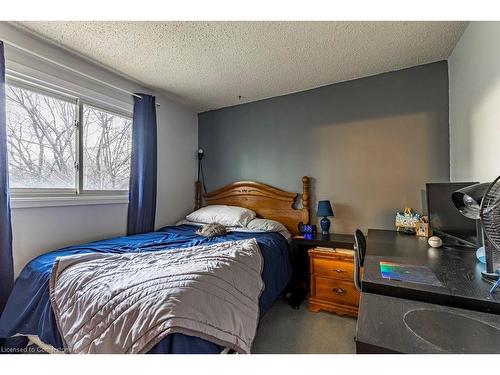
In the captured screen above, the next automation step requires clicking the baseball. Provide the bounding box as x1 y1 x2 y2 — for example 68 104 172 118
428 236 443 248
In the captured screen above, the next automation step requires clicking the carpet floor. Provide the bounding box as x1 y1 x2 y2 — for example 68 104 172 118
252 298 357 354
22 297 357 354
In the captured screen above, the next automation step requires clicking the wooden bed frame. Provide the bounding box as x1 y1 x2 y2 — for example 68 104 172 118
195 177 310 235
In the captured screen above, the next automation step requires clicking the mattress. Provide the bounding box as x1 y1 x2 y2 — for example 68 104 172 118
0 224 292 354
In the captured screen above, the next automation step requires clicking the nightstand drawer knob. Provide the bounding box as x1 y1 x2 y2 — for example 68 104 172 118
332 287 347 296
332 269 346 273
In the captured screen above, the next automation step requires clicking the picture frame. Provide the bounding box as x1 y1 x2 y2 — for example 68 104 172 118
395 207 420 234
416 221 431 237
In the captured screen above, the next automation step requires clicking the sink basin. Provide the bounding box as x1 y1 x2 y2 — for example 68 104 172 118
403 309 500 353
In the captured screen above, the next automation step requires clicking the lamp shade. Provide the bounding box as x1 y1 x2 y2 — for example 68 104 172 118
317 200 334 217
451 183 490 220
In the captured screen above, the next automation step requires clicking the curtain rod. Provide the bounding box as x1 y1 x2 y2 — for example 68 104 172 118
2 39 160 106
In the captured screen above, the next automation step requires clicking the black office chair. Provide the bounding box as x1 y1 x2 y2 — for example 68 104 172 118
353 229 366 292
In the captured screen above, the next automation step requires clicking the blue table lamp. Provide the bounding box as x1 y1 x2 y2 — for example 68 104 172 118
317 200 334 235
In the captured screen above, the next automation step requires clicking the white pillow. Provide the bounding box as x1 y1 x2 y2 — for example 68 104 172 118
246 218 288 233
186 205 256 227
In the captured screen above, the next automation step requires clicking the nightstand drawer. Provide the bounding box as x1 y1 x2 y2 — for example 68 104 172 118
312 276 360 307
311 256 354 281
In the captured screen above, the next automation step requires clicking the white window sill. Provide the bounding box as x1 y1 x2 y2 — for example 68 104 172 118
10 195 129 209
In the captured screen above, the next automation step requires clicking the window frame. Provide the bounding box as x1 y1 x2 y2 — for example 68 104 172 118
6 78 132 202
78 101 133 195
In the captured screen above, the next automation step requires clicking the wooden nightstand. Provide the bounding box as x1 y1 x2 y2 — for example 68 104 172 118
287 233 355 309
308 247 360 317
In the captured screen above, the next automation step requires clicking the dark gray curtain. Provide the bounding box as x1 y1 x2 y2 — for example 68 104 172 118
127 94 157 235
0 42 13 320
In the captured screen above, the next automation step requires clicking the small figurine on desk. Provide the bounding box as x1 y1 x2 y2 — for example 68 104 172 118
416 216 431 237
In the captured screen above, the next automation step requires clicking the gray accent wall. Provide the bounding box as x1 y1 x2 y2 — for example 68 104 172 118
198 61 450 233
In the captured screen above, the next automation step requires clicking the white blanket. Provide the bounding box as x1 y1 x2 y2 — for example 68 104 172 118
49 239 264 354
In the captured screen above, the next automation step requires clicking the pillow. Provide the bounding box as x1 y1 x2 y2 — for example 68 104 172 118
186 205 256 227
195 223 227 237
246 218 288 233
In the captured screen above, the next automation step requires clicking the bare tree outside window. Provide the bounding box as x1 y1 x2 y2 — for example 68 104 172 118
5 83 132 192
82 105 132 191
6 85 77 189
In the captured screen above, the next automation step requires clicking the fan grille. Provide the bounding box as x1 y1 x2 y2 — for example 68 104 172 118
480 176 500 268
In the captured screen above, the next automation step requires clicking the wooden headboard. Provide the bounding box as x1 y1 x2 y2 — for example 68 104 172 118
195 177 310 235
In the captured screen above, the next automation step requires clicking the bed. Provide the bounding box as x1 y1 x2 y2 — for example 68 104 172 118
0 177 310 354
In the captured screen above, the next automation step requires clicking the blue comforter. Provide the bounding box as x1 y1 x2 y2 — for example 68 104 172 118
0 224 292 354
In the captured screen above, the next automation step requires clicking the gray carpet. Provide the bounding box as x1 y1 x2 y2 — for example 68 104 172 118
252 298 357 354
22 297 356 354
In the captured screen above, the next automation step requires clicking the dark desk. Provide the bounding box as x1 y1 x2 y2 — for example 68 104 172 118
362 229 500 314
356 229 500 353
356 292 500 354
287 233 354 309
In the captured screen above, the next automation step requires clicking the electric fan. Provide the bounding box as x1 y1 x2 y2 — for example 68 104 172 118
452 176 500 288
481 176 500 283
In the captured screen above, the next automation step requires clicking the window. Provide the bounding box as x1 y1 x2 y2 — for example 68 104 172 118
6 82 132 196
6 85 77 189
82 105 132 191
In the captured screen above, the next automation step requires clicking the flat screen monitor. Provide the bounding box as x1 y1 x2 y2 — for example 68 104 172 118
426 182 479 246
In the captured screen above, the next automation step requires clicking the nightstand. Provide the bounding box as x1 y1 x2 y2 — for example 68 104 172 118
287 233 355 310
308 247 360 317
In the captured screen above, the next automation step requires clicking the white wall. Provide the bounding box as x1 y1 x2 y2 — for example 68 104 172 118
449 22 500 183
0 23 198 275
155 93 198 228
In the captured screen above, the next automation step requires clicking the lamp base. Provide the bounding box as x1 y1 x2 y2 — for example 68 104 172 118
320 217 330 235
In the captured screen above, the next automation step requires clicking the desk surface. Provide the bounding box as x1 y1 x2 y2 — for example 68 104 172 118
362 229 500 314
356 292 500 354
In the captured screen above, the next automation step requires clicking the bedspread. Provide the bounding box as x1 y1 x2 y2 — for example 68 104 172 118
0 225 292 353
50 239 263 354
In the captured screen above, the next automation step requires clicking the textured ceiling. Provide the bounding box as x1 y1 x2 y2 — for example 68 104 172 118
17 21 468 112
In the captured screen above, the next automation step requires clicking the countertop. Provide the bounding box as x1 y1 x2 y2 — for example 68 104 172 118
356 292 500 354
362 229 500 314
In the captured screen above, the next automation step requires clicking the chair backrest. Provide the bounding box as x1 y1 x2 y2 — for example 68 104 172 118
354 229 366 267
353 229 367 292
